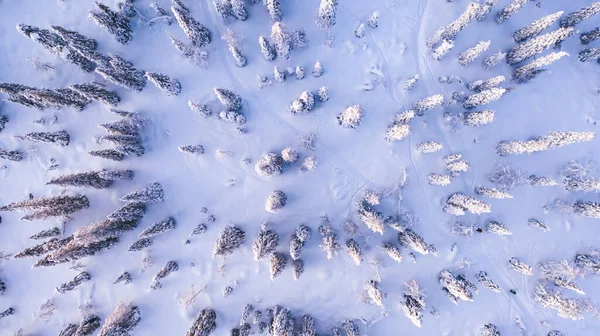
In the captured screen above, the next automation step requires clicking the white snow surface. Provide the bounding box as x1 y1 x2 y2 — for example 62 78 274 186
0 0 600 335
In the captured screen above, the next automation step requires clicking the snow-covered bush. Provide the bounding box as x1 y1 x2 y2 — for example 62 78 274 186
446 159 470 175
496 0 528 23
580 27 600 44
301 156 318 172
508 257 533 275
479 324 501 336
255 153 284 177
579 47 600 62
319 222 340 259
560 3 600 28
404 75 419 90
366 280 384 306
514 11 564 42
386 123 410 142
468 76 505 92
357 201 385 234
448 221 474 236
318 86 329 102
476 186 513 199
573 201 600 218
212 225 246 258
506 28 574 65
565 177 600 192
337 105 363 129
98 302 140 336
432 39 454 61
458 41 490 66
483 52 506 69
417 141 442 154
476 271 501 293
289 91 314 114
444 193 491 215
381 242 403 262
281 147 298 163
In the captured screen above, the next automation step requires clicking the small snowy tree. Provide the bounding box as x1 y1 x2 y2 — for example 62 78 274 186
95 54 147 91
138 217 176 239
271 22 291 59
413 94 443 115
88 2 132 44
150 261 179 290
337 105 363 129
534 280 592 320
342 320 359 336
172 0 212 47
496 131 594 155
573 201 600 218
560 3 600 28
458 40 490 66
0 149 24 162
475 0 498 21
319 222 340 259
432 39 454 61
345 239 363 266
581 27 600 44
98 302 140 336
366 280 384 306
445 193 491 215
121 182 164 204
295 66 305 80
298 315 316 336
252 225 279 260
483 52 506 69
292 259 304 280
497 0 528 23
401 279 425 327
270 306 294 336
265 190 287 213
1 194 89 221
357 201 385 234
440 2 480 41
368 11 379 28
439 269 475 303
264 0 282 22
269 252 287 280
468 76 505 92
56 271 91 294
355 23 366 38
399 228 436 255
381 242 402 262
316 0 338 31
188 101 212 118
318 86 329 102
258 35 276 61
463 110 495 127
213 225 246 258
579 47 600 62
69 83 120 106
417 141 442 154
230 0 248 21
255 153 284 177
479 324 501 336
463 87 509 109
187 308 217 336
312 61 323 77
385 122 411 142
281 147 298 163
486 220 512 235
507 27 574 64
508 257 533 275
145 72 181 96
476 186 512 199
446 159 470 176
476 271 501 292
514 11 564 42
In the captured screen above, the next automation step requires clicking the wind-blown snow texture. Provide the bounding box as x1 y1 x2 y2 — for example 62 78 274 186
1 0 600 335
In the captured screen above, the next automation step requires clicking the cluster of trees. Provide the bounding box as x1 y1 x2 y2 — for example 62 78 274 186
513 51 569 83
258 22 308 62
513 11 563 43
506 27 574 65
214 0 248 23
88 1 134 44
439 269 477 304
496 131 595 156
91 109 147 161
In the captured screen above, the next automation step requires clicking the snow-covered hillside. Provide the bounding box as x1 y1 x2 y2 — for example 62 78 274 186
0 0 600 335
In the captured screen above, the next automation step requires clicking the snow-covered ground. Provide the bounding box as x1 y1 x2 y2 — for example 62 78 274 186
1 0 600 335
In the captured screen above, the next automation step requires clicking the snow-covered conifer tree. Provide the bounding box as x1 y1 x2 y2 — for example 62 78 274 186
145 72 182 96
179 145 204 155
428 174 451 186
230 0 248 21
214 88 242 112
381 242 402 262
47 170 128 189
258 36 276 61
20 131 70 147
29 227 61 240
98 302 140 336
404 75 419 90
440 3 480 41
265 190 287 213
580 27 600 44
357 201 385 234
337 105 364 129
292 259 304 280
463 110 495 127
444 193 491 215
138 217 176 239
507 27 574 64
187 308 217 336
386 123 410 142
533 280 591 320
319 222 340 259
483 51 506 69
269 252 287 280
479 324 500 336
432 39 454 61
486 220 512 235
274 65 286 83
88 149 125 161
295 66 305 79
281 147 298 163
573 201 600 218
399 228 436 255
345 239 363 265
150 261 178 290
513 51 569 83
496 0 528 23
476 186 512 199
476 271 501 292
255 153 284 177
318 86 329 102
508 257 533 275
366 280 384 306
312 60 323 77
458 40 490 66
463 87 509 109
14 236 73 259
188 101 212 118
446 159 470 175
497 131 594 155
355 23 366 38
565 177 600 192
213 1 232 23
121 182 164 204
579 47 600 62
439 269 475 303
95 54 147 91
416 141 442 154
56 271 91 294
475 0 498 21
514 11 564 42
88 2 132 44
0 149 24 162
560 3 600 28
270 306 294 336
316 0 338 31
264 0 282 22
368 11 379 28
401 279 426 327
297 315 316 336
69 83 120 106
171 0 211 47
468 76 505 92
342 320 359 336
528 218 549 231
212 225 246 258
413 94 443 115
252 225 279 260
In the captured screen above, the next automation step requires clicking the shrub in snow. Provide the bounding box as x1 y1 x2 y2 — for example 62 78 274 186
1 194 89 221
298 315 316 336
468 76 505 93
345 239 363 265
56 271 91 294
486 220 512 236
579 47 600 62
366 280 384 306
319 222 340 259
281 147 298 163
187 308 217 336
342 320 359 336
565 177 600 192
188 101 212 118
88 2 132 44
337 105 363 129
145 72 181 96
213 225 246 258
496 0 527 23
413 94 443 115
292 259 304 280
271 22 291 59
444 193 491 216
121 182 164 204
289 91 315 114
458 41 490 66
534 280 592 320
355 23 366 38
316 0 338 31
0 307 14 320
301 156 318 172
179 145 204 155
483 52 506 69
386 122 410 142
401 279 425 327
0 149 23 162
432 40 454 61
415 141 441 154
428 174 451 186
255 153 284 177
253 225 279 260
581 27 600 44
448 221 474 236
573 201 600 218
548 331 564 336
508 257 533 275
463 87 509 109
439 269 475 303
487 162 526 190
367 11 379 28
95 54 146 91
476 271 501 293
138 217 176 239
98 302 140 336
479 324 500 336
399 228 436 255
463 110 495 127
290 225 311 260
114 271 132 285
171 1 211 47
506 28 574 65
497 131 594 156
560 3 600 28
514 11 564 42
476 186 513 199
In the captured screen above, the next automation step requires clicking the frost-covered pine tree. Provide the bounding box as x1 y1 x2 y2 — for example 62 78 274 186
295 66 305 80
316 0 338 31
69 83 120 106
386 123 410 142
580 27 600 44
108 202 146 222
579 47 600 62
514 11 564 42
88 2 132 44
479 324 501 336
258 36 276 61
264 0 282 22
187 308 217 336
496 131 594 155
56 271 91 294
212 225 246 258
150 260 179 290
475 0 498 21
128 237 153 252
513 51 569 83
213 1 232 23
508 257 533 275
468 76 505 92
318 86 329 102
342 320 359 336
476 186 512 199
476 271 501 292
214 88 242 112
413 94 443 115
573 201 600 218
270 306 294 336
0 149 24 162
446 159 470 175
463 87 509 109
265 190 287 213
145 72 181 96
366 280 384 306
290 225 311 260
357 201 385 234
432 39 454 61
188 101 212 118
428 174 451 186
533 280 591 320
417 141 442 154
337 105 363 129
528 218 550 231
255 153 284 177
297 315 316 336
483 51 506 69
171 0 212 47
381 242 403 262
274 65 286 83
47 170 130 189
292 259 304 280
312 60 323 77
539 260 585 295
401 279 426 327
230 0 248 21
355 23 366 38
560 3 600 28
138 217 176 239
319 222 340 259
98 302 140 336
439 269 475 303
440 2 480 41
368 11 379 28
281 147 298 163
458 40 490 66
252 225 279 260
507 27 574 64
463 110 495 127
179 145 204 155
14 236 73 259
486 220 512 235
496 0 528 23
88 149 124 161
121 182 164 204
404 75 419 90
345 239 363 266
19 131 70 147
95 54 147 91
565 177 600 192
399 228 436 255
444 193 492 215
269 252 287 280
29 227 61 240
